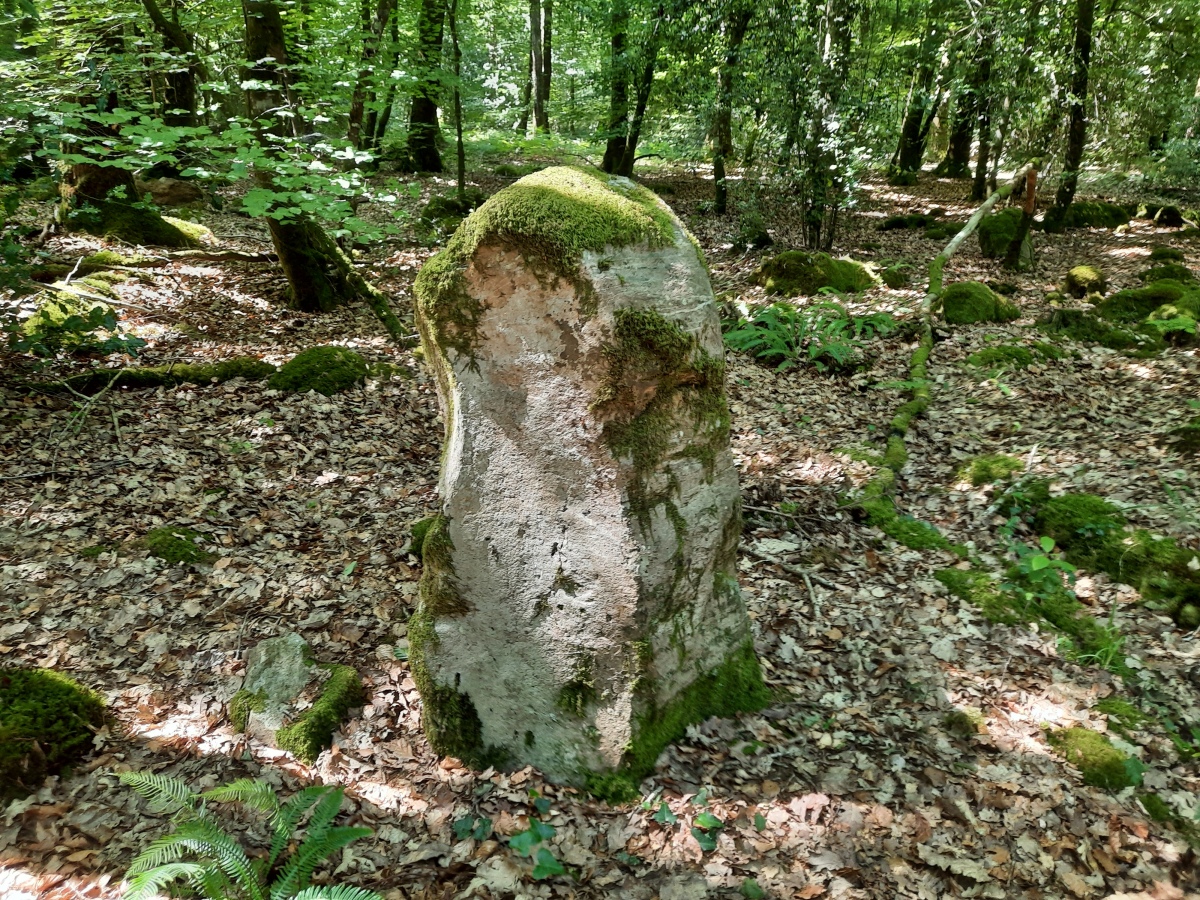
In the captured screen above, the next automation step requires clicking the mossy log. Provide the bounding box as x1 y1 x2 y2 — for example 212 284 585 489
41 357 277 396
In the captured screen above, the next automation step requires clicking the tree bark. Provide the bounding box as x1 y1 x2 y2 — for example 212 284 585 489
1002 166 1037 270
935 88 975 178
1044 0 1095 232
366 14 401 152
889 0 950 182
450 0 465 200
541 0 552 127
405 0 447 172
712 6 753 214
347 0 397 152
530 0 548 131
140 0 207 128
600 0 629 173
970 32 994 202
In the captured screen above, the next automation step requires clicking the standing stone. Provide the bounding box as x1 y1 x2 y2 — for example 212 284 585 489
411 166 767 796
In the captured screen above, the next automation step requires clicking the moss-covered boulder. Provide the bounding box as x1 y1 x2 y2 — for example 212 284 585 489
411 166 766 793
1139 263 1196 284
881 263 910 288
268 346 368 395
1094 281 1190 323
879 213 935 231
1138 203 1185 228
925 222 964 242
966 345 1033 370
1149 245 1185 262
978 207 1028 259
1062 265 1106 298
1048 727 1138 790
229 632 364 764
753 250 877 296
1059 201 1130 230
1 668 106 800
942 281 1020 324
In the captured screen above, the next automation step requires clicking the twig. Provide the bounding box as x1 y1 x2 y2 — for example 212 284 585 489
743 504 822 523
741 545 839 590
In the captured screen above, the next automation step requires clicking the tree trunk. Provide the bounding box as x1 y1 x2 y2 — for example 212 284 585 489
405 0 447 172
712 6 753 214
889 0 950 182
600 0 628 174
1044 0 1095 232
242 0 361 311
541 0 552 128
530 0 548 131
970 33 994 202
450 0 465 200
141 0 206 128
366 14 401 152
348 0 397 152
1002 166 1037 271
616 6 664 177
935 88 975 178
516 33 532 133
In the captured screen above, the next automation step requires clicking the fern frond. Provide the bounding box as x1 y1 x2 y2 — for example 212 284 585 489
131 819 266 900
126 829 212 877
303 787 346 845
204 778 282 816
291 886 384 900
124 861 212 900
269 786 334 869
119 771 203 820
269 827 373 900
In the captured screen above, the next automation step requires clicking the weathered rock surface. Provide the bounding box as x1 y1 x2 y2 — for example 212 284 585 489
136 177 206 207
411 166 766 792
229 632 363 763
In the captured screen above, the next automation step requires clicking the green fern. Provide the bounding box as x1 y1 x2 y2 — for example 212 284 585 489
122 774 381 900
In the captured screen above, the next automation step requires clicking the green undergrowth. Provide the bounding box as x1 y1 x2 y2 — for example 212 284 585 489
0 667 106 801
275 664 364 763
143 526 214 565
268 345 369 395
1047 727 1141 790
49 357 275 395
1140 794 1200 848
753 250 877 296
958 453 1023 486
861 495 967 555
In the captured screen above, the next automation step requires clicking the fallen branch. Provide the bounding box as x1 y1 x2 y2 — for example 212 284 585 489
740 545 840 590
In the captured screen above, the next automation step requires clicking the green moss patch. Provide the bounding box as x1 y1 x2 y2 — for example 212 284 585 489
414 166 677 360
978 207 1025 258
52 356 276 396
1062 265 1106 298
1139 263 1196 285
1095 697 1148 737
275 664 364 764
410 516 437 556
941 281 1020 324
863 496 966 555
1047 727 1138 790
1149 245 1185 262
143 526 214 565
925 222 965 242
228 688 265 733
1058 201 1130 231
268 346 368 396
1038 308 1162 355
880 213 935 231
966 345 1033 370
958 453 1023 486
881 263 910 288
0 667 106 801
936 567 1013 622
753 250 877 297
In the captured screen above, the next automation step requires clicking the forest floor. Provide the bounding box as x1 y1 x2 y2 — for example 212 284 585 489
1 157 1199 900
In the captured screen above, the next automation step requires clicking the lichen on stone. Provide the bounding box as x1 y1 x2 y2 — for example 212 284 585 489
268 346 368 396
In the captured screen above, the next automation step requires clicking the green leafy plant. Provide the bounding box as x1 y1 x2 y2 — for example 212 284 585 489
724 301 895 372
120 772 381 900
506 791 565 880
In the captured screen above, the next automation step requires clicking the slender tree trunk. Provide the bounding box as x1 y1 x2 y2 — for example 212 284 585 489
516 37 532 132
970 33 994 201
890 0 950 182
935 88 975 178
530 0 548 131
405 0 447 172
616 8 663 177
242 0 360 311
541 0 552 128
450 0 465 201
1002 166 1037 270
1044 0 1095 231
348 0 397 152
712 6 752 214
367 14 400 152
803 0 856 250
140 0 208 128
600 0 628 173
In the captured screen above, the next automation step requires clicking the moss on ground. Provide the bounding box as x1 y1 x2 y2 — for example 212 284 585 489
958 453 1023 486
880 213 935 231
925 222 964 241
1149 245 1185 262
941 281 1020 324
1062 265 1106 298
0 667 106 801
53 357 276 395
143 526 213 565
268 346 368 396
881 263 910 288
1057 201 1130 231
414 166 677 361
1139 263 1195 285
1095 697 1148 737
935 567 1014 623
966 345 1034 369
863 496 966 555
1038 308 1162 354
66 199 199 248
275 663 364 763
753 250 877 296
1047 727 1138 790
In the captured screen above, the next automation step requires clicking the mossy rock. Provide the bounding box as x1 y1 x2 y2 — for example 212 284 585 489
881 263 910 288
966 345 1033 370
958 453 1023 486
0 667 106 801
925 222 964 242
977 207 1025 259
1037 308 1147 352
1059 201 1130 230
143 526 214 565
880 213 935 231
753 250 877 296
1034 493 1127 548
941 281 1020 324
1062 265 1106 298
52 356 275 396
1047 727 1138 790
1138 204 1186 228
887 170 920 187
1094 281 1190 323
1138 263 1196 285
268 346 368 395
1149 245 1185 262
410 516 437 556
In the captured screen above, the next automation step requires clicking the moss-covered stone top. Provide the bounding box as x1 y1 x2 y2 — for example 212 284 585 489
269 346 368 396
941 281 1020 325
414 166 678 359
